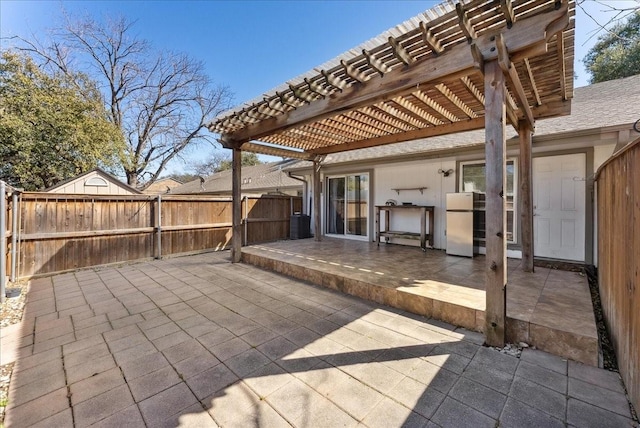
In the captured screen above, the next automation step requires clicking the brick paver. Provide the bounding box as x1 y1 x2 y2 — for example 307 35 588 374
2 252 637 427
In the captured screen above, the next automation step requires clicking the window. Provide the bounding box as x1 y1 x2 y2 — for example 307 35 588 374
85 177 108 187
460 159 517 243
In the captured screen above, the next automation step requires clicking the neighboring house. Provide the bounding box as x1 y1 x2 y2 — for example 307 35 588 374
45 168 142 195
286 74 640 265
142 177 183 195
171 160 303 197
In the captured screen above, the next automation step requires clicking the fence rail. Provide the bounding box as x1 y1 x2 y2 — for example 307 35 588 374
2 192 301 279
595 136 640 413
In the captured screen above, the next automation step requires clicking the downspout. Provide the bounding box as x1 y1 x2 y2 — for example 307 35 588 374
287 172 308 215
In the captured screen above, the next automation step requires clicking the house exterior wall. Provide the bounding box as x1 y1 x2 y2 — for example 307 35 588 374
48 172 138 195
374 159 456 249
295 125 634 263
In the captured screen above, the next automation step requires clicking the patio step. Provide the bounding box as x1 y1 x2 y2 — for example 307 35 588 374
242 243 599 366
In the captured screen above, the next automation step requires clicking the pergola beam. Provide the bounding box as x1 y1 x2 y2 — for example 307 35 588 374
311 117 485 155
241 142 315 161
419 22 444 55
496 34 535 130
556 32 568 100
500 0 516 29
456 3 477 42
523 58 542 106
223 6 569 143
388 36 414 65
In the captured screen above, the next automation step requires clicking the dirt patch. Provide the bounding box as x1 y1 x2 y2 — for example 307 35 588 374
583 265 618 371
533 258 584 272
0 280 28 423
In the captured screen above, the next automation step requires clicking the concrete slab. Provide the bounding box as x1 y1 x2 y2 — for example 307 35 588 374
2 252 636 428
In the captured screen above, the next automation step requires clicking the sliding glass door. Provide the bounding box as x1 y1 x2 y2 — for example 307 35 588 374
326 173 368 238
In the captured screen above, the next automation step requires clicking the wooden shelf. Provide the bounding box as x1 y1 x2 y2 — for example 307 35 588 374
376 205 435 251
391 187 427 195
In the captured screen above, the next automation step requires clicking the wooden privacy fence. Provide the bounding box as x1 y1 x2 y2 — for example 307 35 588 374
595 136 640 414
1 182 19 302
8 193 301 278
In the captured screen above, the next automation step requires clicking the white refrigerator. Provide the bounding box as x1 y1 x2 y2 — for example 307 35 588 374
446 192 474 257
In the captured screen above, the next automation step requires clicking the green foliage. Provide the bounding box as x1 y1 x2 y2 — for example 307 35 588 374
583 12 640 83
217 152 262 172
166 173 199 183
191 151 263 176
0 51 124 190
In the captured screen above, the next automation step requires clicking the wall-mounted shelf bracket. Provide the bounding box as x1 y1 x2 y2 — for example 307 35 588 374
391 187 428 195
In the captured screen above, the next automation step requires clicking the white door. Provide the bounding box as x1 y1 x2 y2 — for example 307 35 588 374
533 154 586 261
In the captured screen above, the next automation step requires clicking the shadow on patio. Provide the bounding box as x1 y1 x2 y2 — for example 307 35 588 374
1 252 634 427
242 237 598 365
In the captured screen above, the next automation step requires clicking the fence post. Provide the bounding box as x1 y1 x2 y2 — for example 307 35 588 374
1 181 6 303
243 196 248 246
155 195 162 259
11 191 18 282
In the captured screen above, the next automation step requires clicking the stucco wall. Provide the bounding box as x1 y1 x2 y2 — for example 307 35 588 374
373 159 456 249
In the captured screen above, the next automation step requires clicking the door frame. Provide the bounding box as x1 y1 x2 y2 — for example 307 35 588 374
324 171 371 241
531 148 594 264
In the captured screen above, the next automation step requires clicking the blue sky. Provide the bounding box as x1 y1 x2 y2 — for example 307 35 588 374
1 0 636 175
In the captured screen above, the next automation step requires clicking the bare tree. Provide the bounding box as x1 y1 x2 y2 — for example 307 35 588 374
13 15 232 189
577 0 640 44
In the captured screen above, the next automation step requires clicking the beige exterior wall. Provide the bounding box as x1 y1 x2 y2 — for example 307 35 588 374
48 171 138 195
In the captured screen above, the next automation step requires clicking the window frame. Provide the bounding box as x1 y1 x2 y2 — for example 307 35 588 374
458 158 518 244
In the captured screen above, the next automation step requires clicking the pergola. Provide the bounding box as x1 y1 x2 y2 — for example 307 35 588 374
208 0 575 346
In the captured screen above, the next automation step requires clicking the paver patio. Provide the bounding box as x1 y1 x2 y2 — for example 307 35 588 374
0 252 636 427
243 238 598 365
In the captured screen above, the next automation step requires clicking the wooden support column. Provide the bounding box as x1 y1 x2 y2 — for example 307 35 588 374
484 60 507 347
313 159 322 241
519 120 534 272
231 146 242 263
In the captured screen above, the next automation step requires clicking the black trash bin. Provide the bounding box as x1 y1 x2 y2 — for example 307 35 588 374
290 214 311 239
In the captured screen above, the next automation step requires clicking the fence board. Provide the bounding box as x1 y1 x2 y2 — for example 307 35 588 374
595 136 640 413
12 193 300 278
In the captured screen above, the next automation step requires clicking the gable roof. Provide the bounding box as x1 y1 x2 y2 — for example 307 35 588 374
170 161 303 195
142 177 184 194
45 168 142 194
286 74 640 168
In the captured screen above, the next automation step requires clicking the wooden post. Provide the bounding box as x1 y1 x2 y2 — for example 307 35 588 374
484 60 507 347
243 196 248 246
519 120 534 272
313 159 322 241
231 147 242 262
11 191 18 282
155 194 162 259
